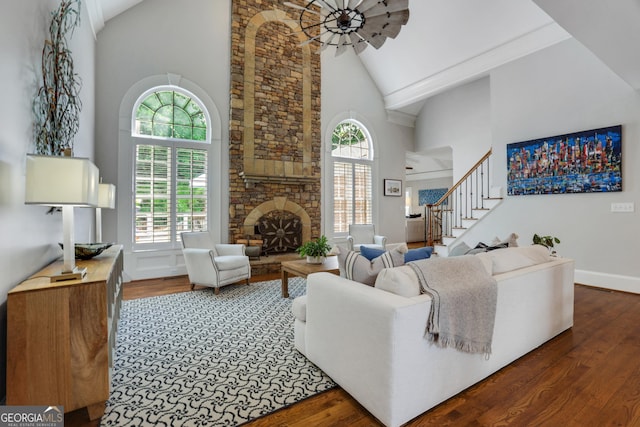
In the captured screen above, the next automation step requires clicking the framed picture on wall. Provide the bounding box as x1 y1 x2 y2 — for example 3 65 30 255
507 125 622 196
384 179 402 196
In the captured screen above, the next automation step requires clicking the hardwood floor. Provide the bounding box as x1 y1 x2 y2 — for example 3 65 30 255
65 274 640 426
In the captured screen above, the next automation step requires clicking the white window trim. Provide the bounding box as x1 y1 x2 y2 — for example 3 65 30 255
117 75 224 280
323 112 380 242
131 136 210 250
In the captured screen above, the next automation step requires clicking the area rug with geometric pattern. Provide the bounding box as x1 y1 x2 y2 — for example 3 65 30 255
100 277 335 426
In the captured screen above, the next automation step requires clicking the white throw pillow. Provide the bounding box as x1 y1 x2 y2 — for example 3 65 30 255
491 232 519 247
488 245 552 275
374 265 421 297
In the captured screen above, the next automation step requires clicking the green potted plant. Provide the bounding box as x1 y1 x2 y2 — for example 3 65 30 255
533 234 561 255
296 235 331 264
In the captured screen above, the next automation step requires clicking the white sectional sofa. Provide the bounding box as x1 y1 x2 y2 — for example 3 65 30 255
292 247 574 427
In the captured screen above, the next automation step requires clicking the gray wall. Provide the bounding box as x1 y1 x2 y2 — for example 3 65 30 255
416 39 640 293
0 1 96 399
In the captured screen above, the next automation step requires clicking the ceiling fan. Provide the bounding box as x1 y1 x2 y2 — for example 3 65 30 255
284 0 410 56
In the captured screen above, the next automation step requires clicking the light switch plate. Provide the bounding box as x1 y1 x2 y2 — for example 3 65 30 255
611 202 635 213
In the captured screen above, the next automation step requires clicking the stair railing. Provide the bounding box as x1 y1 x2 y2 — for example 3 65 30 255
426 149 493 246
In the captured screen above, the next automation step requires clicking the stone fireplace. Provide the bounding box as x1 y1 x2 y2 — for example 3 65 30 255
243 197 311 254
228 0 321 245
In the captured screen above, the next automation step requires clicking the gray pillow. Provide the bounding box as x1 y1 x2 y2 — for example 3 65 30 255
448 242 470 257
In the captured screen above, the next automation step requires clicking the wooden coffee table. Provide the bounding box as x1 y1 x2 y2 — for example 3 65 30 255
280 256 339 298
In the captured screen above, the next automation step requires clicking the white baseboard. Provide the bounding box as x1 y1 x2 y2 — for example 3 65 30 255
575 269 640 294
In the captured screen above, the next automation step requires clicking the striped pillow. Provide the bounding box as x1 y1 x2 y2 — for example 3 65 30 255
337 247 405 286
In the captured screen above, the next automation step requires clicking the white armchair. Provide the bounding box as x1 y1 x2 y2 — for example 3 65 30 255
181 232 251 294
346 224 386 252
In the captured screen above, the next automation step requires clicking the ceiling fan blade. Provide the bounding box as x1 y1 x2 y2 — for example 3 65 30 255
299 31 327 46
322 32 338 50
335 34 349 56
363 0 408 18
365 10 410 26
379 23 402 38
314 0 337 11
356 0 380 13
356 26 386 49
348 33 368 54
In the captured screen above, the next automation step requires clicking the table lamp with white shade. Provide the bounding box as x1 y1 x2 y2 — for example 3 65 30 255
96 182 116 243
25 154 99 281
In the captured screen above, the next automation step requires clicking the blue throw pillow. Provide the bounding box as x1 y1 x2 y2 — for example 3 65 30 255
360 246 387 261
404 246 433 262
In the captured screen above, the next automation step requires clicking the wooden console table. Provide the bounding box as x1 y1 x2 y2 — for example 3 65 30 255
280 256 339 298
7 245 124 420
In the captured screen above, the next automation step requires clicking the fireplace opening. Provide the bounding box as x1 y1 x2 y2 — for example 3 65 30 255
256 210 302 255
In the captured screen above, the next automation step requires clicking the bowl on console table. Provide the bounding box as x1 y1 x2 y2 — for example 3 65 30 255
59 243 114 260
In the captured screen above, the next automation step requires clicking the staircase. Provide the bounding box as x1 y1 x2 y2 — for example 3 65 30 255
426 149 503 256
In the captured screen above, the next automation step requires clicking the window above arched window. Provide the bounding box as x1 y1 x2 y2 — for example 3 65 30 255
134 90 207 141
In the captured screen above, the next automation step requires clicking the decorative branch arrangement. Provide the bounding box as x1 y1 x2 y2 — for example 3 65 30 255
33 0 83 156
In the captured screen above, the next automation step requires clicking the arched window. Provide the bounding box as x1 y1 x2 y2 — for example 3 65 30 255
331 120 373 233
132 88 210 246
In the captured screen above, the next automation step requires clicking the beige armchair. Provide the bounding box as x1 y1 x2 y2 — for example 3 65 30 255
346 224 386 252
181 232 251 294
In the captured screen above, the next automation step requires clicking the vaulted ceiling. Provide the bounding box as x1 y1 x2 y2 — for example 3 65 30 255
89 0 640 118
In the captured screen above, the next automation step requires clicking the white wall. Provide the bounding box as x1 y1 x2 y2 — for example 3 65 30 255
417 39 640 293
0 2 96 300
0 0 96 398
321 49 414 245
415 77 492 182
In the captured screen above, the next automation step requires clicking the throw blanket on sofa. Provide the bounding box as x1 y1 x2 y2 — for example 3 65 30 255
408 256 497 356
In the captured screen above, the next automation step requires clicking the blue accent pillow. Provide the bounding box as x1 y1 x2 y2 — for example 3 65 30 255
360 246 387 261
404 246 433 262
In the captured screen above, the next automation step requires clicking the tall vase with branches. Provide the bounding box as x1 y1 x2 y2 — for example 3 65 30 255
33 0 83 156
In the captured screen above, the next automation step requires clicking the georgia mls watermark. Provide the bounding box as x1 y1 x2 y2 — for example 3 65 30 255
0 406 63 427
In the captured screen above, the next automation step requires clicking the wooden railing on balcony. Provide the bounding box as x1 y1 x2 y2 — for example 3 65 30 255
426 149 493 246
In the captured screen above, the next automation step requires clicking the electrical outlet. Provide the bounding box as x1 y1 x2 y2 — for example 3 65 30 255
610 202 635 213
